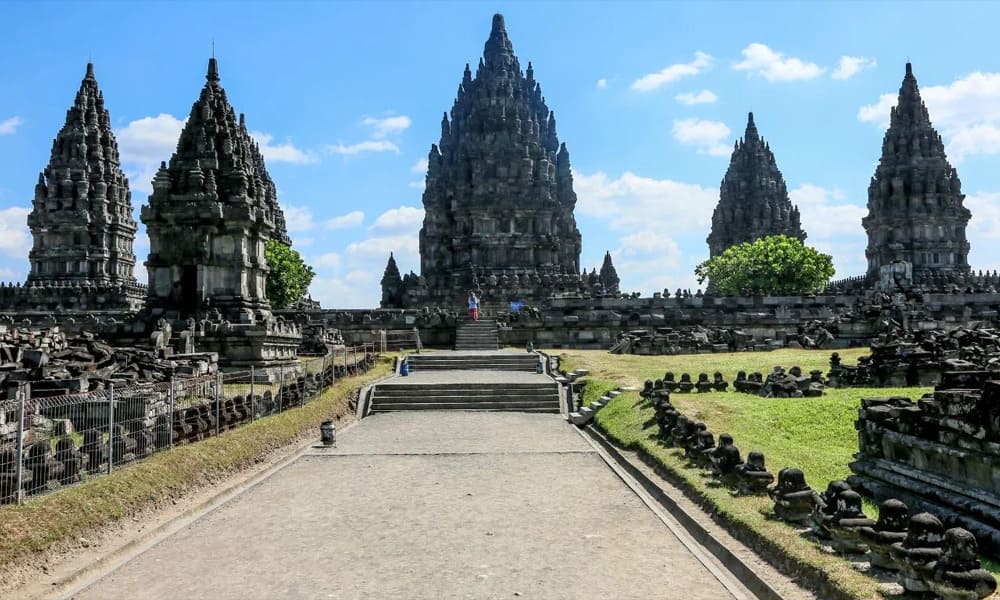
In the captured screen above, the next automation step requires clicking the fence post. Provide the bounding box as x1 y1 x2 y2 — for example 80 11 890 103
14 384 26 504
107 382 115 474
250 365 256 421
215 372 222 436
168 377 176 450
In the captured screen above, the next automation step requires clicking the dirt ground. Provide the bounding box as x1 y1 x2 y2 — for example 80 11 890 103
65 412 749 600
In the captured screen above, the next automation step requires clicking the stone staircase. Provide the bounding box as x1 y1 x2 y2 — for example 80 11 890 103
369 381 559 413
368 350 559 414
406 352 539 372
455 319 499 350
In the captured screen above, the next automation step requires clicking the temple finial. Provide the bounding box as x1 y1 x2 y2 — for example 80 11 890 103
207 57 220 82
905 61 913 77
85 62 95 80
491 13 506 35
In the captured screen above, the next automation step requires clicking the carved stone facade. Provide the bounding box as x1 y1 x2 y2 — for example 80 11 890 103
139 58 300 366
142 58 287 321
391 14 582 308
707 112 805 258
863 63 971 281
15 63 144 312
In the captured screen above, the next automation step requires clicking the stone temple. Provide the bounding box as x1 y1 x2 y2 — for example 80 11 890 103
142 58 290 322
19 63 144 312
140 58 300 366
384 14 583 308
706 112 805 258
862 63 971 281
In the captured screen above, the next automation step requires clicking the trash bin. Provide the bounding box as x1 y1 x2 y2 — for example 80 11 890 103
401 360 410 376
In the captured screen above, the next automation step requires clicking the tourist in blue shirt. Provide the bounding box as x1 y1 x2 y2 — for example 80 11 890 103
468 291 479 321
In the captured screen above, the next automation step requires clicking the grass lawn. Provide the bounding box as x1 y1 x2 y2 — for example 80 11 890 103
556 348 999 599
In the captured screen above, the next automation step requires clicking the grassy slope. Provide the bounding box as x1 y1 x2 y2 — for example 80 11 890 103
558 348 999 598
0 357 393 567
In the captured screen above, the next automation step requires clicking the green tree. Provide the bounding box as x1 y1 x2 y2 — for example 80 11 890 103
264 239 316 309
695 235 835 296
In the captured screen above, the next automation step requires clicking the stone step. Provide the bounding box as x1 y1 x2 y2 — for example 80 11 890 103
407 355 533 363
374 392 558 403
371 404 559 413
376 383 555 393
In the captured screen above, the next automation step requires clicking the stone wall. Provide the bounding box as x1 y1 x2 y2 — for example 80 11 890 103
849 371 1000 554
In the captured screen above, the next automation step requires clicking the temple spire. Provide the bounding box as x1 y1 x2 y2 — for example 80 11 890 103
862 61 971 281
27 62 138 291
707 112 805 258
404 13 582 307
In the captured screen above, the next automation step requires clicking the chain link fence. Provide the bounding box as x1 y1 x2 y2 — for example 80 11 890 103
0 344 379 505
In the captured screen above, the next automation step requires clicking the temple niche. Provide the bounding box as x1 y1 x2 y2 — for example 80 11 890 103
862 63 971 282
387 13 583 308
20 63 144 311
707 112 805 258
142 58 290 323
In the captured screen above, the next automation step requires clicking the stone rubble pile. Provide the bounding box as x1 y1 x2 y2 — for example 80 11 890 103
827 326 1000 388
732 366 826 397
608 326 761 355
848 370 1000 556
0 325 217 401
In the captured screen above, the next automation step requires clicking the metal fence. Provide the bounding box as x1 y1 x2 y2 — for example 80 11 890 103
0 344 379 505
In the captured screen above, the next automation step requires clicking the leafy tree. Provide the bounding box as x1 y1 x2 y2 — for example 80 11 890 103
265 239 316 308
695 235 834 296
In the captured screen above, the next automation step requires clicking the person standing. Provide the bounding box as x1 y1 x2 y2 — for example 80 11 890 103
468 291 479 321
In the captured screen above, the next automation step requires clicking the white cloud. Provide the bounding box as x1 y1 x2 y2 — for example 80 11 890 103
309 272 379 309
0 116 23 135
369 206 424 231
408 180 426 190
410 158 429 173
631 51 713 92
858 71 1000 162
361 115 412 139
346 235 419 257
789 184 869 278
325 140 399 155
789 184 868 239
283 205 314 232
733 43 824 82
0 206 30 258
325 211 365 230
966 192 1000 240
596 78 608 89
311 252 342 269
675 90 718 105
832 56 876 80
672 118 732 156
249 131 318 164
574 169 717 231
116 113 186 194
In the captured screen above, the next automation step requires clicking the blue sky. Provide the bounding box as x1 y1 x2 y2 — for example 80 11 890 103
3 1 1000 307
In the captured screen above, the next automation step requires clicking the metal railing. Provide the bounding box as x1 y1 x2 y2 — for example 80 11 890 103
0 344 379 505
375 328 423 353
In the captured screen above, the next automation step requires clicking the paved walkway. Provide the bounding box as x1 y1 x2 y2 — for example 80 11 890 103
70 412 747 600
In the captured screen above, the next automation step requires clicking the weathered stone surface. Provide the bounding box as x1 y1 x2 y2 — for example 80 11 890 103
863 63 971 281
707 112 805 258
142 58 289 321
12 63 145 312
391 14 582 308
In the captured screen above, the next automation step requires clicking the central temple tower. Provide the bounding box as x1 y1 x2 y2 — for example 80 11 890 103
389 13 582 308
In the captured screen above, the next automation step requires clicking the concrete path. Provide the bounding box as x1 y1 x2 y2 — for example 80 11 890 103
377 369 554 386
69 412 750 600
